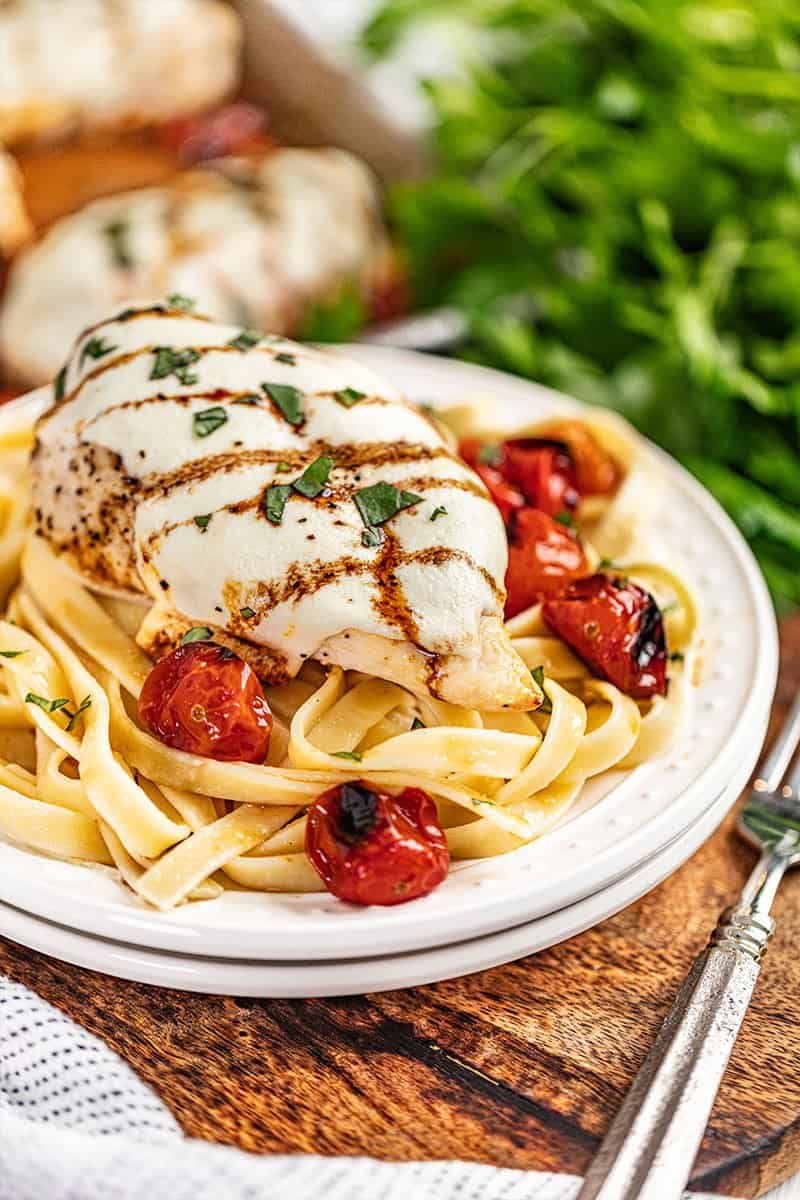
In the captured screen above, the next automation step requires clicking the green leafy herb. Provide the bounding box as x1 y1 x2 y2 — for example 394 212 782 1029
354 481 422 528
531 666 553 715
194 513 212 531
25 693 69 714
264 484 292 525
262 382 304 426
477 444 501 466
430 506 448 521
166 293 195 311
192 406 228 438
0 650 23 658
331 750 363 762
80 336 117 365
292 455 334 499
151 346 201 386
669 651 685 662
275 352 296 365
180 626 213 646
411 717 425 730
228 328 262 351
240 606 256 619
363 0 800 609
64 695 92 734
555 510 575 528
362 526 384 547
275 461 292 473
233 394 260 406
103 218 132 269
335 387 366 407
54 366 67 402
598 558 619 571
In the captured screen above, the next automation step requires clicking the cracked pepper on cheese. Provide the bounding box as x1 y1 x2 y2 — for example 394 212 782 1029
31 301 539 712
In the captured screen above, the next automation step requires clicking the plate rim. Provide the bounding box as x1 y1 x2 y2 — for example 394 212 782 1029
0 348 778 960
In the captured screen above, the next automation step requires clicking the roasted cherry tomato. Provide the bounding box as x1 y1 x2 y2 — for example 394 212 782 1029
139 641 272 762
459 438 525 525
503 437 580 516
505 508 590 619
160 103 273 164
541 420 621 497
542 574 667 698
305 781 449 906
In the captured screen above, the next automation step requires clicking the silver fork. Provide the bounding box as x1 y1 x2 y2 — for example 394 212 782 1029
577 692 800 1200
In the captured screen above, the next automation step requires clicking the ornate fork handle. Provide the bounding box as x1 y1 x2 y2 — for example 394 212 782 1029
577 849 784 1200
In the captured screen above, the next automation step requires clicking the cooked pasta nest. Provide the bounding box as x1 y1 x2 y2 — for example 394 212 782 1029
0 402 698 909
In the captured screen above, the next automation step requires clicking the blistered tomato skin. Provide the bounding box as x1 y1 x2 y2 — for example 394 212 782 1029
305 782 450 906
541 421 621 497
505 508 590 618
138 641 273 762
503 438 580 516
458 439 525 525
542 574 668 699
160 103 273 164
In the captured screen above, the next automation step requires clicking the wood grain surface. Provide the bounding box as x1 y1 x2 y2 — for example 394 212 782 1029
1 618 799 1198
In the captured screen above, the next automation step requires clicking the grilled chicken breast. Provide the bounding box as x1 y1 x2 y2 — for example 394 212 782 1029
0 148 387 387
0 0 240 146
30 304 538 712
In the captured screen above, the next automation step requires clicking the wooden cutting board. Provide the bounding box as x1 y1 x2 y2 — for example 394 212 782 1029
1 616 798 1197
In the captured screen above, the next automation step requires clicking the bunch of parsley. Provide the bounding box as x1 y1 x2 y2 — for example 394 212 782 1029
362 0 800 609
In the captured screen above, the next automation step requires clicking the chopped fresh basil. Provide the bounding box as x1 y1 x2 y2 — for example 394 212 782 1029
193 406 228 438
262 382 304 426
477 443 501 465
354 480 422 528
334 387 366 407
555 510 575 527
228 328 262 351
661 601 678 615
411 717 425 730
531 665 553 714
292 455 333 499
0 650 23 658
103 218 132 269
598 557 618 570
275 461 292 473
151 346 201 386
362 526 383 547
669 651 685 662
275 352 296 365
194 513 212 531
64 695 92 734
167 293 195 311
233 394 260 406
80 336 117 365
240 606 256 619
430 506 448 521
25 693 69 714
331 750 363 762
54 366 67 402
264 484 292 525
180 626 214 646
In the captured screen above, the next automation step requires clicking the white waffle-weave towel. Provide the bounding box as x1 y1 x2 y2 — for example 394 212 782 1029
0 975 740 1200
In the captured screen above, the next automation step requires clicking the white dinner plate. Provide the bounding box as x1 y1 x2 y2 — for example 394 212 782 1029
0 349 778 961
0 749 762 996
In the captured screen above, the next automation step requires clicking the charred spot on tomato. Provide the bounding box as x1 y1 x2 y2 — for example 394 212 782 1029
541 573 667 699
336 783 378 843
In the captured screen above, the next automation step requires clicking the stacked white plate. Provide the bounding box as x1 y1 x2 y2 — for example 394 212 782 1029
0 349 778 996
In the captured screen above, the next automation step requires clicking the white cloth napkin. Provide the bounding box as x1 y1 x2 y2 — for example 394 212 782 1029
0 975 742 1200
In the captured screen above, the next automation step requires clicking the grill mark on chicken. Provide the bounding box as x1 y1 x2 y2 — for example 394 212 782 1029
137 442 456 501
223 545 502 618
141 474 491 553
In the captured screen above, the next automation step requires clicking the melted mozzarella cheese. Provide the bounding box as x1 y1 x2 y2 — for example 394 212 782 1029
0 149 386 385
32 306 537 710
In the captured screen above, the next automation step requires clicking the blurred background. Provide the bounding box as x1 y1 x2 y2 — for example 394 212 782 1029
2 0 800 607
